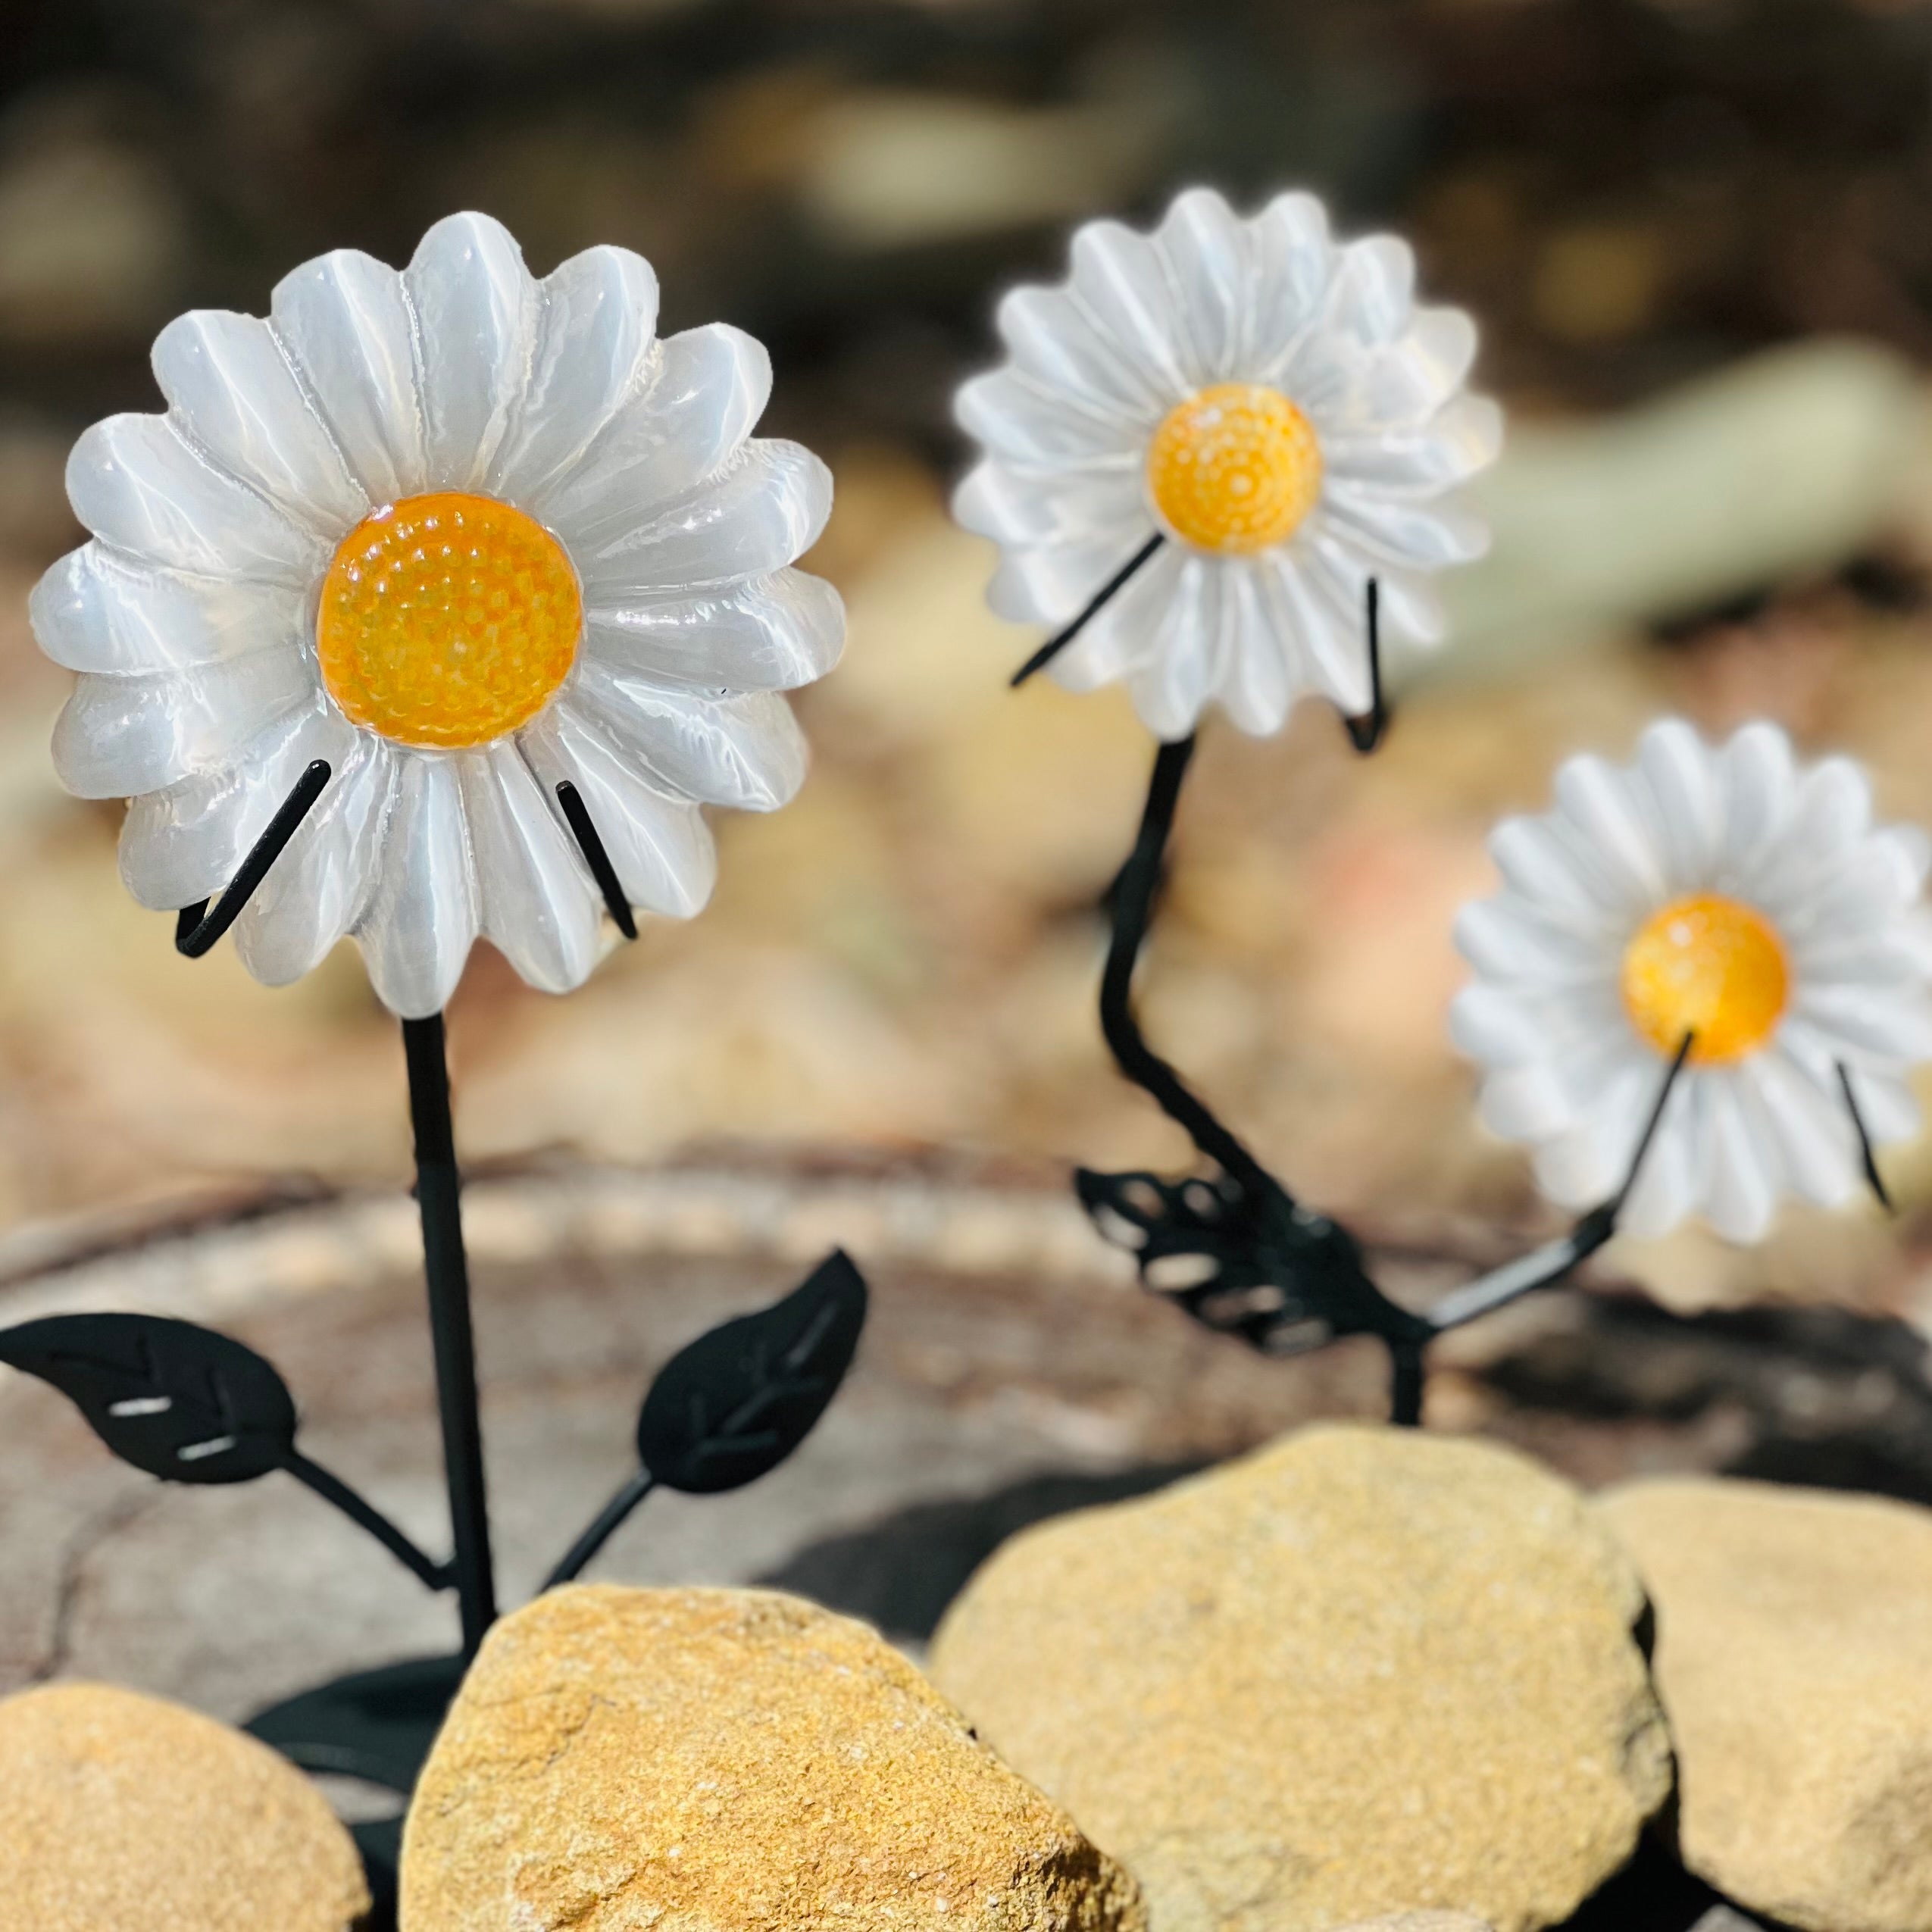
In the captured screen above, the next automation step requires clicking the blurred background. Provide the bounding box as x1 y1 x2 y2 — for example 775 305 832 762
5 0 1932 1318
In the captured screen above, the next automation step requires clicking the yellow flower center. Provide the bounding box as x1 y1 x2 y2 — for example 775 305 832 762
317 492 581 750
1145 383 1324 555
1620 893 1790 1064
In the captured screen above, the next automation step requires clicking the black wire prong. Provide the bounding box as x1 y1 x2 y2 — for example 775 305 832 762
1342 580 1388 753
556 781 637 941
543 1468 656 1590
280 1449 454 1594
1837 1062 1895 1213
1011 533 1165 688
175 758 332 958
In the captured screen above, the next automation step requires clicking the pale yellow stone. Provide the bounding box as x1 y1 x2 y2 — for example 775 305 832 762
1601 1477 1932 1932
0 1680 369 1932
400 1583 1146 1932
931 1424 1671 1932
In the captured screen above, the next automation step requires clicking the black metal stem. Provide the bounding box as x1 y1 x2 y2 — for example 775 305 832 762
1342 581 1387 752
556 782 637 940
1100 735 1280 1200
401 1013 497 1657
280 1450 452 1593
1390 1336 1427 1427
542 1468 656 1590
176 760 332 957
1837 1062 1895 1212
1011 533 1165 687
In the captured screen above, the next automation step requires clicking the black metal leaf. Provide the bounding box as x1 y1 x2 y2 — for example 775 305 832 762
636 1249 868 1494
0 1313 297 1483
1074 1165 1430 1355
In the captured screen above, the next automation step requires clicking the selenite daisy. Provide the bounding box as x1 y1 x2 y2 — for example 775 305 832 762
31 211 841 1018
1452 718 1932 1243
953 186 1499 738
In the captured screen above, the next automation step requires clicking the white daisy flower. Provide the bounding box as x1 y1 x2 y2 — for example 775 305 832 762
31 211 842 1018
952 185 1499 739
1452 717 1932 1243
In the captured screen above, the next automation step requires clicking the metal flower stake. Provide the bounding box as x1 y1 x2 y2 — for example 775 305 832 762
5 213 870 1855
960 187 1928 1421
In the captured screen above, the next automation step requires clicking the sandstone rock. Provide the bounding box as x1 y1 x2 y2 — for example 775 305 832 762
0 1679 368 1932
1599 1477 1932 1932
930 1424 1671 1932
400 1583 1146 1932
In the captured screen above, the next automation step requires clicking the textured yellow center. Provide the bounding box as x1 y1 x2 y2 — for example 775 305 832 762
1620 893 1790 1064
1145 383 1324 555
317 492 581 750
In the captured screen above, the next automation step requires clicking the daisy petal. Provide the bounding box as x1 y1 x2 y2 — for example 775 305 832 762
1049 545 1186 690
1248 192 1333 376
1635 717 1724 891
1217 561 1293 736
270 248 427 505
955 370 1144 467
521 700 718 918
405 212 539 492
68 415 321 584
537 324 770 550
1485 814 1624 931
1745 1054 1856 1207
232 734 392 985
31 546 307 677
1320 489 1489 569
574 441 830 598
490 243 658 504
356 753 479 1019
118 695 355 910
1155 189 1251 383
151 309 367 536
1323 393 1504 493
1262 550 1370 714
572 660 807 811
1702 1075 1780 1243
1068 219 1192 399
1127 558 1218 739
52 654 318 799
953 458 1144 549
1718 721 1798 871
996 286 1163 420
1325 235 1415 345
584 568 844 691
458 743 602 994
1551 755 1668 906
989 527 1159 627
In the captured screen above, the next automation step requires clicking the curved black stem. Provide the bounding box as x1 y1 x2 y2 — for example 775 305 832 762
1837 1062 1895 1213
175 760 332 958
1427 1031 1695 1334
556 781 637 940
1011 534 1165 687
1101 736 1280 1199
402 1014 497 1657
280 1450 453 1593
1342 581 1387 752
1389 1336 1427 1427
543 1468 656 1590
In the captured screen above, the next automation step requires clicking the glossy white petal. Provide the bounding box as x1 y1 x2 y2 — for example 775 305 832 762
1068 219 1193 398
538 324 771 550
458 743 603 993
233 734 393 985
1455 718 1932 1243
1125 554 1220 740
490 243 659 505
118 695 355 911
151 309 367 536
989 527 1158 628
571 658 807 811
1216 561 1293 736
584 568 844 691
520 699 718 918
1322 394 1504 494
68 415 322 584
1048 545 1187 692
1154 188 1252 383
270 248 427 504
1246 191 1334 376
955 370 1146 467
1324 235 1415 346
31 546 306 677
994 285 1165 420
405 212 539 492
574 441 831 599
954 458 1143 550
53 653 317 799
356 753 479 1020
1319 488 1490 571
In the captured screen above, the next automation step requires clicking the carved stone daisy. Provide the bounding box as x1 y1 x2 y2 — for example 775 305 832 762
1453 719 1932 1242
33 213 842 1017
954 186 1499 738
